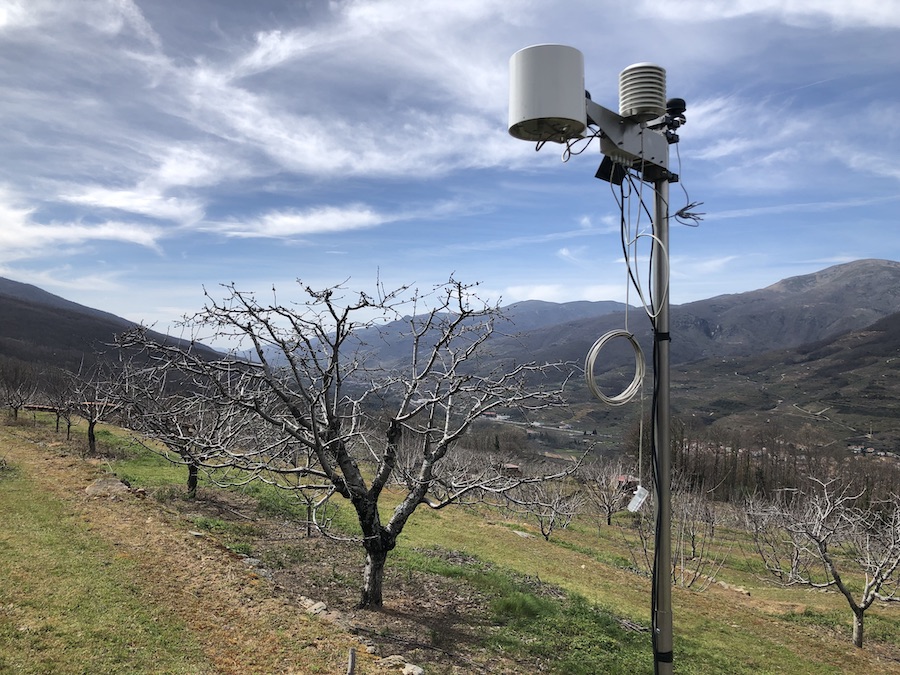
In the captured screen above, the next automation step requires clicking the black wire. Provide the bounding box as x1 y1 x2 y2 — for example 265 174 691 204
674 142 704 227
618 181 645 299
562 129 602 162
623 171 660 313
650 323 663 673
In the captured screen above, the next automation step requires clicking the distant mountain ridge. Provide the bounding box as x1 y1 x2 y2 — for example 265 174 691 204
1 261 896 460
670 258 900 361
0 278 134 328
481 259 900 370
1 259 898 381
500 300 630 333
0 277 214 370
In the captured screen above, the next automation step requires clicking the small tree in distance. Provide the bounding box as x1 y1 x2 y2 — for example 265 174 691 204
117 363 259 499
505 476 583 541
582 456 634 529
0 356 38 420
40 367 76 438
118 278 579 609
69 360 121 456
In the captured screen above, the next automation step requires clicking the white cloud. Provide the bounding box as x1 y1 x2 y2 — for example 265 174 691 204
675 255 741 276
557 246 592 265
154 145 246 189
62 185 204 225
706 195 900 221
504 282 627 304
209 205 389 238
0 0 161 45
5 266 125 293
0 187 163 262
639 0 900 28
576 214 621 234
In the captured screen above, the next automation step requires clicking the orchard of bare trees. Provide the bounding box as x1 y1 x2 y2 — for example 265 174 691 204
1 279 898 651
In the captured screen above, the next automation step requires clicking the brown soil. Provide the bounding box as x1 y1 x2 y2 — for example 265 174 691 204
2 425 530 674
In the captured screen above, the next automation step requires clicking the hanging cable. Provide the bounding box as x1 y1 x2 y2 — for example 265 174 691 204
618 171 670 323
562 129 603 162
584 329 645 406
673 141 704 226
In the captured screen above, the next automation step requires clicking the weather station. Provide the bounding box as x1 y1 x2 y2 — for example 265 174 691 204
508 43 695 674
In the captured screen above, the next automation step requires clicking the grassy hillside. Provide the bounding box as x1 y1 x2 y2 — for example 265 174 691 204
2 416 899 673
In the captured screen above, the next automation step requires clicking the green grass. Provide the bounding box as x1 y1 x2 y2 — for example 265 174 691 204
783 607 845 631
494 594 651 675
93 427 145 458
783 606 900 649
106 438 194 489
190 516 259 556
102 433 900 673
396 547 652 673
0 457 211 674
391 492 899 674
259 544 307 569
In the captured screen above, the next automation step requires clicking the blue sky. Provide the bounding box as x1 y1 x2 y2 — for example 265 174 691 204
1 0 899 334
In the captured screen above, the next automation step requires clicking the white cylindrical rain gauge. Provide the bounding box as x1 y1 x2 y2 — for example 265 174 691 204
508 44 586 143
619 63 666 121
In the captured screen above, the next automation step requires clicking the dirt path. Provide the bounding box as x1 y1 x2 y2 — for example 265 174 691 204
1 425 375 674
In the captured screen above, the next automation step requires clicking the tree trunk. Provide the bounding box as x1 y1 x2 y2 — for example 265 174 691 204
360 546 388 609
853 608 864 648
87 419 97 456
186 462 199 499
355 495 395 609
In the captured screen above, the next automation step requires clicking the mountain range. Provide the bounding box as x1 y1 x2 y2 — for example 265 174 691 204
1 259 898 449
0 277 213 370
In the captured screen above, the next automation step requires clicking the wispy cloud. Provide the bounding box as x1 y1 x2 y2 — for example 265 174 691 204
706 194 900 221
208 204 390 238
674 255 741 277
0 0 161 44
0 187 163 262
62 185 205 224
3 266 126 293
639 0 900 28
503 282 627 304
557 246 587 265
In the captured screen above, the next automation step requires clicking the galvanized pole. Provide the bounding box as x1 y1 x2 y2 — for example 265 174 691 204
652 175 673 674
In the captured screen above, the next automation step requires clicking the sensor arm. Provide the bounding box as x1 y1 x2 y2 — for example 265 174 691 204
586 99 669 173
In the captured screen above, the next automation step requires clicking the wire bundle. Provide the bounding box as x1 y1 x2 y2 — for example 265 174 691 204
584 329 645 406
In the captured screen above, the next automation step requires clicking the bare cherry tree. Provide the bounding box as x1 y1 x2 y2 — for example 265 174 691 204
118 278 576 608
671 486 727 590
0 356 38 420
116 358 263 499
748 479 900 648
582 456 634 529
39 367 76 437
624 482 728 590
69 360 123 456
505 477 583 541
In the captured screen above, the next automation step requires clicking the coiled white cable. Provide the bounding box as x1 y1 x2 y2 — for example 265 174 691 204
584 329 645 406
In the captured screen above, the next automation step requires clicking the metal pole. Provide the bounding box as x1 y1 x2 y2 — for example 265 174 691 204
652 175 673 674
